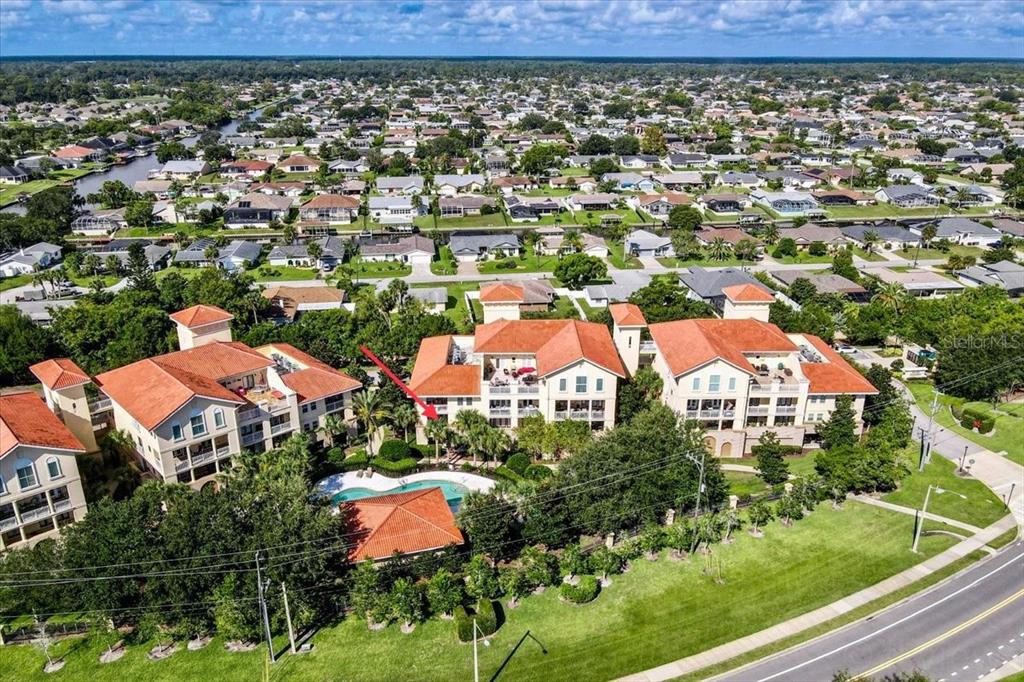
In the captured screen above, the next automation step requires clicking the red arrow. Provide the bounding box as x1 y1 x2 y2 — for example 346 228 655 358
359 345 439 420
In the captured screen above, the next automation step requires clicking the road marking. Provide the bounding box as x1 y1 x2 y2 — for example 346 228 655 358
987 652 994 656
751 552 1024 682
854 588 1024 680
963 665 969 670
974 658 981 663
1000 645 1005 650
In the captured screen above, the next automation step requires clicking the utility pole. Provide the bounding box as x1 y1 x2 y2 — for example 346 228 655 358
281 583 296 655
959 445 968 473
911 485 934 553
254 552 273 664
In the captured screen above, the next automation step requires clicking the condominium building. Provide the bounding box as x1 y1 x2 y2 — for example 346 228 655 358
410 318 626 436
608 285 877 457
1 392 88 550
84 305 361 487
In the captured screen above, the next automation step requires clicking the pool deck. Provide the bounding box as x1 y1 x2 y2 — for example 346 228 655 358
315 469 496 497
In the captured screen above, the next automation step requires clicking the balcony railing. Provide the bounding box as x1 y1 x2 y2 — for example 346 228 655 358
747 406 770 416
431 404 449 414
640 341 657 353
52 499 72 514
591 411 606 420
775 406 798 414
241 431 264 446
190 450 215 467
553 411 568 420
489 386 512 394
489 409 512 417
270 421 292 435
216 446 231 457
698 409 722 419
18 506 51 523
87 397 111 413
0 517 18 531
174 459 190 473
750 382 801 394
238 407 262 423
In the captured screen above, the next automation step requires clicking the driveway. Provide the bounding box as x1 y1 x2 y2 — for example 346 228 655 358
410 261 432 277
457 261 479 277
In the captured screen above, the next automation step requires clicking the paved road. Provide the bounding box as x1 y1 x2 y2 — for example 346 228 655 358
716 540 1024 682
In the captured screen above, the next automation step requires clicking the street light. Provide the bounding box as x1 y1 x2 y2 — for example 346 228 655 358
472 618 491 682
912 484 967 553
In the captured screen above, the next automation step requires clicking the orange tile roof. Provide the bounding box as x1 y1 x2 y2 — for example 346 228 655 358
609 303 647 327
474 319 625 378
410 336 482 397
722 284 775 303
256 343 362 402
479 282 525 303
30 358 91 390
169 304 234 329
94 343 264 430
800 336 879 395
1 392 85 458
649 319 796 377
301 194 360 209
343 488 464 562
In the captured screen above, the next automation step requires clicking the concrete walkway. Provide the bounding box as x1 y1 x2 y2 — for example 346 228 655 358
616 514 1018 682
852 494 984 535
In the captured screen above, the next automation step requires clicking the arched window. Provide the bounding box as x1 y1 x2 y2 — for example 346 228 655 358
46 457 63 480
15 458 37 490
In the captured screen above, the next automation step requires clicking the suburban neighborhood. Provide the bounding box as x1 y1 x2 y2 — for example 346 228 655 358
0 7 1023 682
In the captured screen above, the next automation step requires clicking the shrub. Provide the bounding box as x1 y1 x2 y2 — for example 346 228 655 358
506 453 530 476
977 418 995 434
890 359 904 372
460 462 477 473
524 464 553 481
341 450 370 471
808 241 828 256
560 575 600 604
520 545 560 587
497 257 518 270
378 439 412 462
372 457 418 474
325 447 346 466
474 598 499 636
493 466 525 484
454 606 473 642
960 415 976 430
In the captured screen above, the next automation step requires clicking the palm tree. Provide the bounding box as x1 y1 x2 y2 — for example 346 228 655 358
708 237 733 261
524 230 541 264
453 409 488 465
760 223 780 245
872 281 910 315
352 390 388 456
563 230 584 254
951 187 972 210
306 241 323 270
318 413 348 448
390 403 418 443
862 230 880 255
915 223 938 266
424 419 451 462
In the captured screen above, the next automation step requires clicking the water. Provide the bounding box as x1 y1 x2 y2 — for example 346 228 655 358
332 480 470 512
2 106 265 214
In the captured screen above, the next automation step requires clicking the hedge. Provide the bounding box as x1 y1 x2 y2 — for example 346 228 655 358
341 450 370 471
560 575 600 604
454 600 499 642
962 407 995 434
494 466 525 484
378 439 413 463
372 457 419 474
524 464 553 481
506 453 530 476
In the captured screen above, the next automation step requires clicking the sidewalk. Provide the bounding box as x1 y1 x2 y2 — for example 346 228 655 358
852 494 983 535
616 514 1018 682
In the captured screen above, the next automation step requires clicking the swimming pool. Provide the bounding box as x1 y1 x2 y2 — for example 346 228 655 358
332 479 471 511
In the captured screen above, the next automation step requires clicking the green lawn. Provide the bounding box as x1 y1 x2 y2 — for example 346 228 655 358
729 454 819 481
0 503 957 682
724 471 770 498
607 240 642 269
771 252 835 265
658 256 754 268
252 265 320 282
906 382 1024 466
883 447 1008 528
575 207 648 226
413 212 509 230
412 281 478 330
0 179 61 206
352 260 411 279
0 273 34 292
894 244 986 261
522 188 573 197
576 297 605 321
155 267 207 282
851 246 888 262
477 244 560 274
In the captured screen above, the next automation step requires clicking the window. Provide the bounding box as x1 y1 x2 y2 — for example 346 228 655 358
575 376 588 393
728 377 736 392
15 459 37 490
709 375 721 392
596 378 604 392
171 423 184 442
190 413 207 437
558 378 567 392
691 377 701 391
0 476 6 495
301 404 308 414
213 408 225 429
46 458 62 480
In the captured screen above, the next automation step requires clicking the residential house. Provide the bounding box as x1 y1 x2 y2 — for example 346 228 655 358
93 239 171 272
262 285 348 322
549 176 597 193
625 229 673 258
654 172 706 192
299 194 360 225
749 190 821 216
601 172 655 192
910 217 1003 247
491 176 535 194
434 174 486 196
0 242 62 277
0 391 87 550
174 238 260 272
769 270 869 301
154 159 210 180
567 193 618 212
410 319 626 435
0 164 30 184
619 154 660 169
696 228 762 254
53 144 105 165
505 195 564 222
535 227 608 258
376 175 425 195
719 172 764 189
408 287 448 314
359 235 435 265
478 280 556 323
220 159 274 178
678 266 773 313
278 154 320 174
663 153 709 169
449 233 522 262
781 224 847 250
439 195 498 218
871 267 965 298
223 192 292 228
698 193 750 214
954 260 1024 297
268 236 347 268
92 305 362 486
811 188 875 206
70 208 127 236
874 184 940 208
631 193 690 221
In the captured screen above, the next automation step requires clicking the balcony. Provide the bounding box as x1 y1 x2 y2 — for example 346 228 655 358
237 407 262 423
18 506 51 524
747 406 770 416
270 421 292 435
0 516 18 531
174 458 191 473
431 404 449 415
241 431 265 446
190 450 215 467
750 381 801 394
640 341 657 354
216 445 231 458
775 405 798 415
87 397 111 413
52 499 72 514
698 409 722 419
489 408 512 417
490 385 512 394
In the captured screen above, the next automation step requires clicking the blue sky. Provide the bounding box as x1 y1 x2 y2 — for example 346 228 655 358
1 0 1022 58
